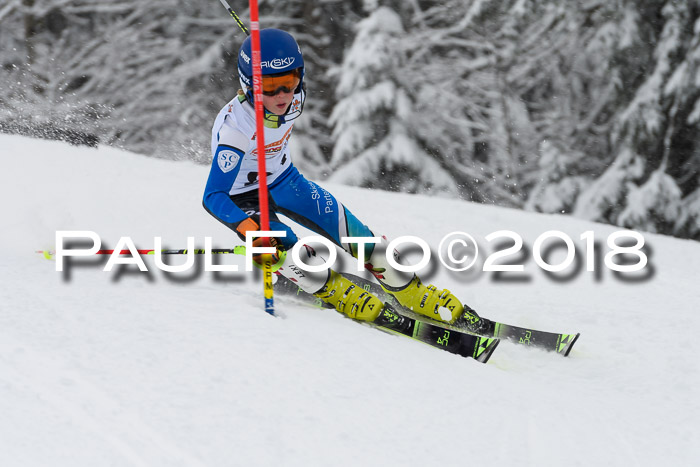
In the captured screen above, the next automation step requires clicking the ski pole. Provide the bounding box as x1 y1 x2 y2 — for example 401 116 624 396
218 0 250 36
36 247 246 259
36 245 286 272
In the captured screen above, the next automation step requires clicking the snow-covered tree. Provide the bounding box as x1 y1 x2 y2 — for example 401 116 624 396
258 0 367 178
525 139 588 214
2 0 700 240
0 0 342 167
574 0 700 238
328 5 459 194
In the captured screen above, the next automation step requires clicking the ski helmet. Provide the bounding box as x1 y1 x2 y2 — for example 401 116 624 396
237 28 305 121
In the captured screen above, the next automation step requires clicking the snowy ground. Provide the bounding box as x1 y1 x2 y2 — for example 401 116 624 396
1 134 699 466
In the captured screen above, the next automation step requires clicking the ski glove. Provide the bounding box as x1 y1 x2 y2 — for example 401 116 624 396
233 214 295 247
234 215 261 241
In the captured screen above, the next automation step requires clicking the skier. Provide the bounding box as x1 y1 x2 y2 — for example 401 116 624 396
203 28 485 331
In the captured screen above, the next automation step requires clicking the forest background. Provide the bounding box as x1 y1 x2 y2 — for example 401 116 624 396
1 0 699 241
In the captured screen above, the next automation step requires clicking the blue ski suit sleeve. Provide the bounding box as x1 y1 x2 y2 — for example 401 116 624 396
202 145 248 228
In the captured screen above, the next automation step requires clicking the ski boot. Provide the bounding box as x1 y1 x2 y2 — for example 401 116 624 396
388 276 492 333
315 271 384 322
387 276 463 323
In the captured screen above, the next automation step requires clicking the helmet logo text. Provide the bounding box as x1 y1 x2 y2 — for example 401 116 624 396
262 57 295 70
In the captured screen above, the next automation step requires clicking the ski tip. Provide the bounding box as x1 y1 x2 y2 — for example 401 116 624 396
474 336 500 364
561 333 581 357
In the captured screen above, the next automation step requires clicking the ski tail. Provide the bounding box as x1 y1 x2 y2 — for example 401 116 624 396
472 336 500 363
558 332 580 357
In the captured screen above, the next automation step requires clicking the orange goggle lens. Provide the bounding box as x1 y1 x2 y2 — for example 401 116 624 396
262 70 301 96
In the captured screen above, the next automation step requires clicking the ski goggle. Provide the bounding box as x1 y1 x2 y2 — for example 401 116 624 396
261 69 301 96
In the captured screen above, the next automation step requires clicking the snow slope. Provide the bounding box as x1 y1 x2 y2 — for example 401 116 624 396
1 134 698 466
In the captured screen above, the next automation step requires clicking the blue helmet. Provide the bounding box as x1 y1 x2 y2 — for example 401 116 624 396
237 29 305 121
